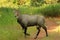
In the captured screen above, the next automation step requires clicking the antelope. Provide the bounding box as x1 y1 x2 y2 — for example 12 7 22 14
13 9 48 39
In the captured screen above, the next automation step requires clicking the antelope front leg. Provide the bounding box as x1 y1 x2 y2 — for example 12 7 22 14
24 27 30 37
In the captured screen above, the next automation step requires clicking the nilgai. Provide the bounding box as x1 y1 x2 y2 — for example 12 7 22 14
13 9 48 39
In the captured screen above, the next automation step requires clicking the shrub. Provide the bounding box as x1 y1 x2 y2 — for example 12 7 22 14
41 3 60 17
18 3 60 17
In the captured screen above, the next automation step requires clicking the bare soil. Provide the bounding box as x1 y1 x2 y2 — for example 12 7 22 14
30 18 60 40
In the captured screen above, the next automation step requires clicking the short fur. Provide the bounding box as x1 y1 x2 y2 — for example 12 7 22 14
13 9 48 39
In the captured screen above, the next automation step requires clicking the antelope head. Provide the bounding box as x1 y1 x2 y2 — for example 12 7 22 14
13 9 20 18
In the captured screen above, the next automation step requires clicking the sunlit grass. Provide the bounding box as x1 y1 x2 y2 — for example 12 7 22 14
0 6 60 40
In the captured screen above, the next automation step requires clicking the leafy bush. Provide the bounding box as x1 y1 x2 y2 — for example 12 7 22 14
0 3 60 26
18 6 42 15
18 3 60 17
41 3 60 17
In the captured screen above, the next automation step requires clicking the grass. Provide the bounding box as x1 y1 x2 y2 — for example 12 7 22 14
0 9 37 40
0 25 37 40
0 7 60 40
0 25 60 40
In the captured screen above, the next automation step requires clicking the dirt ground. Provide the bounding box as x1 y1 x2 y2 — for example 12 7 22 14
38 18 60 40
18 18 60 40
29 18 60 40
46 18 59 30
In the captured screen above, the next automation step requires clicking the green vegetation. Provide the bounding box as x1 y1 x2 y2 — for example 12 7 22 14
0 0 60 40
41 3 60 17
0 7 60 40
18 3 60 17
0 8 16 26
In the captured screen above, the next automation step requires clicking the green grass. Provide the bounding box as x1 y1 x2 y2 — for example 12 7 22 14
0 7 60 40
0 25 60 40
0 8 37 40
0 25 37 40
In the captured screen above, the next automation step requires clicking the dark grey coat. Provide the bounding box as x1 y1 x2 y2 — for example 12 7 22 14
17 14 45 28
14 9 48 39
